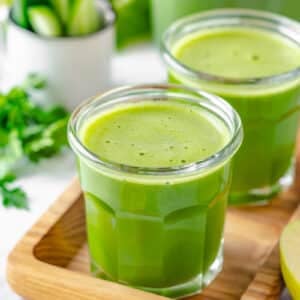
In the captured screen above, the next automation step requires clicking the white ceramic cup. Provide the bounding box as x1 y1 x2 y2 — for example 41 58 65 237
4 0 115 110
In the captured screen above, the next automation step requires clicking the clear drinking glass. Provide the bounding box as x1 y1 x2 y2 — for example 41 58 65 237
68 84 242 298
151 0 300 44
161 10 300 205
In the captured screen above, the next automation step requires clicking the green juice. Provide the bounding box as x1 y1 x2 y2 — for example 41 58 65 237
152 0 300 43
167 25 300 204
75 98 237 297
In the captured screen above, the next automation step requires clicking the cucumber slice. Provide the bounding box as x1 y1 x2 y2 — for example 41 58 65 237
50 0 70 25
28 5 63 37
12 0 29 28
67 0 103 36
11 0 51 28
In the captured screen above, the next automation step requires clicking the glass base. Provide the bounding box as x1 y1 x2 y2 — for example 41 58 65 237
91 244 223 299
229 164 294 206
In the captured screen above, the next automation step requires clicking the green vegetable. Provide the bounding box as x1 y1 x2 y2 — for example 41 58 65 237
11 0 50 28
67 0 103 36
0 174 28 209
12 0 104 37
0 74 69 209
28 0 50 5
28 5 63 37
51 0 70 26
0 131 23 178
12 0 29 28
22 72 47 89
110 0 151 49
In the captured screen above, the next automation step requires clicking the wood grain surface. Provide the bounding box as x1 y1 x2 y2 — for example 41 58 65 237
6 145 300 300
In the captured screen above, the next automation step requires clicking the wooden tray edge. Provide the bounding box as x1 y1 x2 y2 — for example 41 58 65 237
6 178 169 300
242 201 300 300
7 178 300 300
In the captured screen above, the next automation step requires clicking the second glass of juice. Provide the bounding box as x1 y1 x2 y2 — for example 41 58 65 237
162 9 300 205
151 0 300 43
68 85 242 298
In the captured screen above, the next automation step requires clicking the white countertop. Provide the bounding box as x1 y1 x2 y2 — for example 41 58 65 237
0 44 165 299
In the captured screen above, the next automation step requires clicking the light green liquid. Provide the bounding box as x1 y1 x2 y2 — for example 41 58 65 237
78 100 232 297
174 28 300 79
171 27 300 204
83 101 229 167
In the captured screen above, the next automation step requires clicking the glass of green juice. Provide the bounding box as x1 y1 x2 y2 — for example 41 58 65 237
68 84 242 298
161 9 300 205
151 0 300 43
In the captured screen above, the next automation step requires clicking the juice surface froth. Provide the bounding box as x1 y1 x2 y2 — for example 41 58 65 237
81 100 230 168
173 28 300 80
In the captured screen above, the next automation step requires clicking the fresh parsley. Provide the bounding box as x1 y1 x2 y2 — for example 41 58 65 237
0 74 69 210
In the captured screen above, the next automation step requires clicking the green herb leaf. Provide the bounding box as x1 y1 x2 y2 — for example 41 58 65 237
22 73 47 90
1 185 28 209
0 74 69 209
0 172 28 209
0 131 23 178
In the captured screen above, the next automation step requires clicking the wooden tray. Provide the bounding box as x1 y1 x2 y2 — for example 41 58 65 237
7 152 300 300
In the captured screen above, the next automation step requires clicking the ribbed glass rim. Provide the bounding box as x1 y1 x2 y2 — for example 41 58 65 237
161 9 300 86
68 84 243 176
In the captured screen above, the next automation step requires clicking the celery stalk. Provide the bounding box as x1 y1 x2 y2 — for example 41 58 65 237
67 0 103 36
50 0 70 25
12 0 29 28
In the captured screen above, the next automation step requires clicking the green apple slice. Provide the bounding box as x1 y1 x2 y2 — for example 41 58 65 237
280 220 300 300
28 5 63 37
67 0 103 36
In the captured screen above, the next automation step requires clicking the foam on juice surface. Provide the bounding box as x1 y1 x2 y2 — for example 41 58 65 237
173 27 300 79
81 100 230 168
